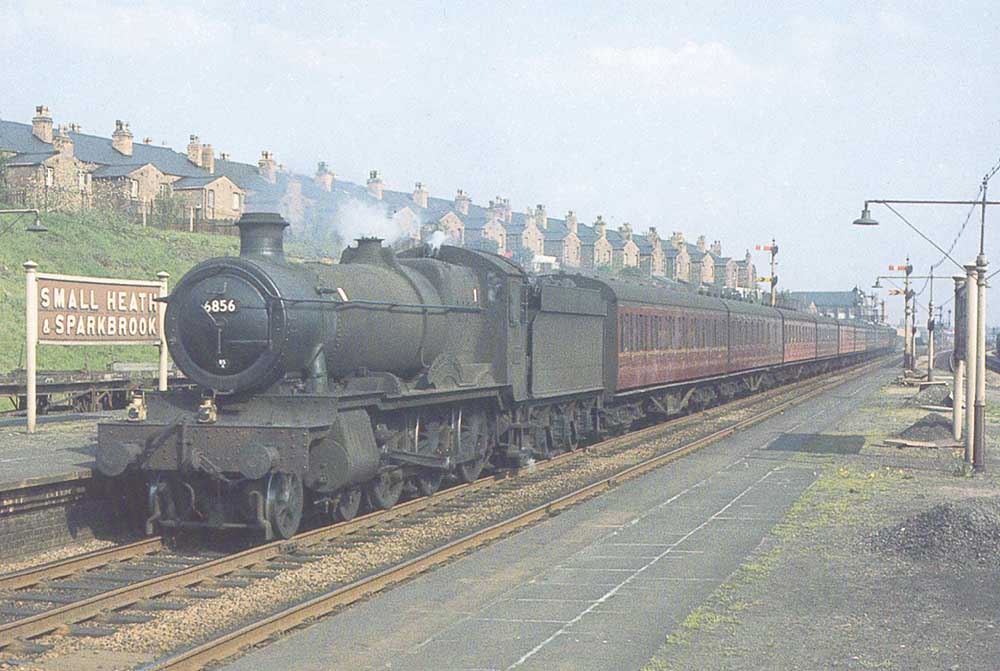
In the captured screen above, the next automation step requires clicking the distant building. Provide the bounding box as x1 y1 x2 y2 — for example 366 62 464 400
789 288 867 319
0 106 244 225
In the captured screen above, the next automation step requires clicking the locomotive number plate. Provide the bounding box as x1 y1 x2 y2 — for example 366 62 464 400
203 298 240 314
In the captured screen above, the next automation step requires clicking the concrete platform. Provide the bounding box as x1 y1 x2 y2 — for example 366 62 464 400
0 416 111 491
223 363 895 671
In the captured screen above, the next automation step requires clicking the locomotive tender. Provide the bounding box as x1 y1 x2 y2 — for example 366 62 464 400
96 213 895 539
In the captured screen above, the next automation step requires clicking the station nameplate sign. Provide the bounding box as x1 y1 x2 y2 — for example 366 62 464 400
35 274 163 345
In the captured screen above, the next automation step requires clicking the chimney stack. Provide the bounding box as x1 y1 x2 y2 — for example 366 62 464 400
594 215 607 238
534 204 547 230
413 181 429 208
52 125 74 157
696 235 706 253
315 162 334 192
565 210 578 235
710 240 722 256
669 232 685 250
68 123 82 133
142 137 152 145
32 105 53 143
187 135 202 167
258 151 277 183
454 189 471 215
111 120 133 156
647 226 660 244
367 170 384 199
201 144 214 174
220 152 230 161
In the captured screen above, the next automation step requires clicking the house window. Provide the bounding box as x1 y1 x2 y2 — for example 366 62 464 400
77 171 86 190
232 192 241 210
45 167 54 187
130 179 139 199
160 183 170 197
207 189 215 209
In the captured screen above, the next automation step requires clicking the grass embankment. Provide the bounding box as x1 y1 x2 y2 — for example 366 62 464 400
0 205 238 372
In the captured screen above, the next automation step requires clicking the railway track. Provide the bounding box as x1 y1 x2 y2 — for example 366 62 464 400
0 356 889 668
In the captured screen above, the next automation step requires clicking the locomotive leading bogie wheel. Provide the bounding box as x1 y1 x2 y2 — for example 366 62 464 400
334 486 362 522
266 472 304 540
414 469 444 497
366 469 404 510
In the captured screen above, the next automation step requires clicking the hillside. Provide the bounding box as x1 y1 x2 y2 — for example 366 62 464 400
0 205 239 373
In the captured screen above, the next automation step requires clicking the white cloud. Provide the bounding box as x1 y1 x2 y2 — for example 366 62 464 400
878 10 927 40
587 42 768 98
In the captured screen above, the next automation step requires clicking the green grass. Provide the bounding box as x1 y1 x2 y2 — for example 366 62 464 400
0 204 239 372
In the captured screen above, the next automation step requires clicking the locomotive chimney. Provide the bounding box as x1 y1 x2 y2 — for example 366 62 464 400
236 212 289 262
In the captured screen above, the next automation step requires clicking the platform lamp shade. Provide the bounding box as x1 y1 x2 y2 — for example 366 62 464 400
853 207 879 226
872 278 882 289
25 212 47 233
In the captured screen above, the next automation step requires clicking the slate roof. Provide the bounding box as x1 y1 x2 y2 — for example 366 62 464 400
0 119 206 178
788 290 861 308
633 234 654 254
213 158 274 193
5 151 55 166
91 163 152 178
577 223 598 244
606 229 629 250
686 242 707 261
173 175 230 190
543 219 570 242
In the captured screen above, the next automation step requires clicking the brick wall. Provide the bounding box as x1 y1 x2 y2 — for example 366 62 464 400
0 476 138 561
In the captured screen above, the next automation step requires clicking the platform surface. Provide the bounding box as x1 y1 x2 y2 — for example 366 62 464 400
0 413 119 490
223 363 895 671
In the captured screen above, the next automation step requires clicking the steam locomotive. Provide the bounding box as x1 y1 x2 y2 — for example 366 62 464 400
96 213 895 539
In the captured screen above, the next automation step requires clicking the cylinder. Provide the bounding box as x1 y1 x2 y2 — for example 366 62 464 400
965 265 978 464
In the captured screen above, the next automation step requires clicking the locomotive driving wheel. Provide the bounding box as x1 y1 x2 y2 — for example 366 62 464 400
455 411 490 483
266 472 304 540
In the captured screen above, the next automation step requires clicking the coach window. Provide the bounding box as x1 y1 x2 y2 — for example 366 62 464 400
619 315 625 353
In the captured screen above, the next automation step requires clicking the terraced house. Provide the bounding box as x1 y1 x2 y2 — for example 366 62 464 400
0 106 245 229
1 105 758 291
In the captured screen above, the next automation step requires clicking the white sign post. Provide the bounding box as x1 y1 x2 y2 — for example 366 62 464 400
23 262 169 433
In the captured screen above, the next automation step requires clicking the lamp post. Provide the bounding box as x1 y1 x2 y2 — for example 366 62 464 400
0 208 48 238
853 187 994 471
953 274 966 442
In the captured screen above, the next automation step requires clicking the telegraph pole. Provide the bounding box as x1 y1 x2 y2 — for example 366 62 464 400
927 269 935 382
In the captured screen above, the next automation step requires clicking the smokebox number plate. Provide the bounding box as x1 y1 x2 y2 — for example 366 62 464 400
203 298 240 314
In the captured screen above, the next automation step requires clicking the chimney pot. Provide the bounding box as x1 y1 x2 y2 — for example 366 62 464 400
258 150 277 183
31 104 53 143
367 170 384 199
413 181 429 208
187 135 203 167
112 119 133 156
454 188 471 215
201 143 215 175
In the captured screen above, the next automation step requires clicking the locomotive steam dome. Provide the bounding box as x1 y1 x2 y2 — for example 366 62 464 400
165 212 304 394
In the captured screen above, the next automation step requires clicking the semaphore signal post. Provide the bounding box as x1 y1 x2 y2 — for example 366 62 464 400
23 262 169 433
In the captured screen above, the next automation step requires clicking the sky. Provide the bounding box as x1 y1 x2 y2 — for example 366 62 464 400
2 0 999 325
